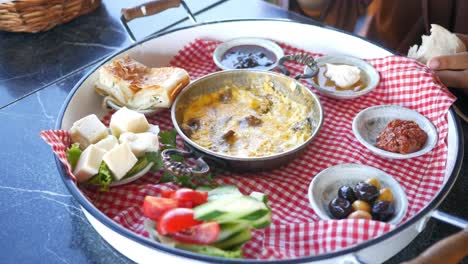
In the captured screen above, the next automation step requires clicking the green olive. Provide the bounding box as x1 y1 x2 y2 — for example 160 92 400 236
347 210 372 220
365 178 381 190
376 188 394 203
352 200 371 213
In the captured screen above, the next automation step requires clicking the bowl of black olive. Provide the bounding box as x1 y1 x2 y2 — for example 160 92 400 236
213 37 284 71
308 163 408 225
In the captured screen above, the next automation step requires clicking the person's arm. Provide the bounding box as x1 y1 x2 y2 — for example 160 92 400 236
291 0 373 32
427 34 468 91
402 228 468 264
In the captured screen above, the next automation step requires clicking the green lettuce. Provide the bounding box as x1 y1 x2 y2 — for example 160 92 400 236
88 162 113 191
66 143 82 170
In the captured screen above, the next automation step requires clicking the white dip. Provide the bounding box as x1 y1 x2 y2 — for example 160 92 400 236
325 63 361 88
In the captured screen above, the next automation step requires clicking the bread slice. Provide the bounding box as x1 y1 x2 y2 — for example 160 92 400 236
95 55 190 110
407 24 466 64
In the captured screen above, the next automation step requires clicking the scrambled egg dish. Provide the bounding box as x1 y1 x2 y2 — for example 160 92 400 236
181 82 312 157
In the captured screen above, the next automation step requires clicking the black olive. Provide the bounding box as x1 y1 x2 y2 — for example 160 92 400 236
328 197 352 219
354 182 379 202
371 201 395 221
338 185 356 203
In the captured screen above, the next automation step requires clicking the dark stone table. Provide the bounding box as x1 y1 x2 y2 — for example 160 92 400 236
0 0 465 263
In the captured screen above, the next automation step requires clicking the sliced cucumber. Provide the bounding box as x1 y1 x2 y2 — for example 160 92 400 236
251 210 272 229
208 185 242 201
250 191 268 204
216 221 250 242
213 229 252 250
196 186 213 192
194 195 269 222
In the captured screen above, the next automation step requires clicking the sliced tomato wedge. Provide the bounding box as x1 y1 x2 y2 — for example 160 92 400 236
142 196 178 222
157 208 201 235
171 222 220 245
160 189 175 198
172 188 208 206
178 200 194 208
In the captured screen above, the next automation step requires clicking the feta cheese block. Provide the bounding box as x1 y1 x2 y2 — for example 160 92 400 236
110 107 150 137
119 132 159 157
73 145 106 182
102 143 138 181
95 135 118 152
325 63 361 88
70 114 108 149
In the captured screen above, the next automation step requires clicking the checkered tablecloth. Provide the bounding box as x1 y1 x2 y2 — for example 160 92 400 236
41 39 456 260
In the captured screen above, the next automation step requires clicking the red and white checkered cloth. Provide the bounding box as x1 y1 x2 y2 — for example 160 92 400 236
41 39 456 260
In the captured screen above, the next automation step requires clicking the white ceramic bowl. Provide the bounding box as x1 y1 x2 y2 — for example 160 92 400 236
109 162 153 187
308 163 408 225
212 37 284 71
352 105 438 159
104 97 163 116
303 55 380 99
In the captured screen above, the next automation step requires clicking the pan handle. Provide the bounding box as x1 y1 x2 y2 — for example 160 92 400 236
161 149 210 178
120 0 197 42
431 210 468 229
276 53 319 80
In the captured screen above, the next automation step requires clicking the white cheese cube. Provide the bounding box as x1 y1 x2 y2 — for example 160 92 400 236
119 132 160 157
95 135 118 152
70 114 108 149
102 143 138 181
73 145 106 182
109 107 150 137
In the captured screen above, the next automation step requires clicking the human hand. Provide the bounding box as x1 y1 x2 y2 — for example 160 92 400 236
427 34 468 91
402 228 468 264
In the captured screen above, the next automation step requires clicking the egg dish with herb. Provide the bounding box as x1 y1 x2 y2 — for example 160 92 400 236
181 81 313 157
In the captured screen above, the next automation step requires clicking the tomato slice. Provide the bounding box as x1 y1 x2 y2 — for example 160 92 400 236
157 208 201 235
178 200 194 208
160 190 175 198
172 188 208 206
171 222 220 245
142 196 178 222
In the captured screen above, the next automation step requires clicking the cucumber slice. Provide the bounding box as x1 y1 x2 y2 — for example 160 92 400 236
251 210 272 229
250 191 268 204
196 186 213 192
208 185 242 201
216 221 250 242
213 229 252 250
194 195 269 222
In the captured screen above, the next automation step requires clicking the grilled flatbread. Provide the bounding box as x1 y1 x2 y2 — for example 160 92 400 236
95 55 190 110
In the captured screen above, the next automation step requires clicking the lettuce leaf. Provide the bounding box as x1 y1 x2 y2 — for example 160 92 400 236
88 162 113 191
124 156 150 179
66 143 82 170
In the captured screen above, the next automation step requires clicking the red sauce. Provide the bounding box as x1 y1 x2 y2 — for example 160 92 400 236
375 119 428 154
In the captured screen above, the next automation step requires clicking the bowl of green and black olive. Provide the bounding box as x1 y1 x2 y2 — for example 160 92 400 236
308 164 408 225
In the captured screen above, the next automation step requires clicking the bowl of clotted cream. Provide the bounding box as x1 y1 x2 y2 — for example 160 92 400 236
303 55 380 100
